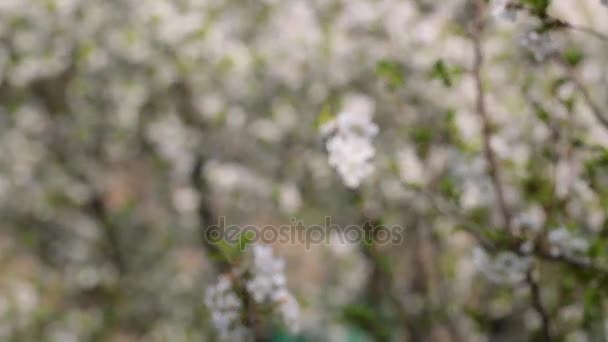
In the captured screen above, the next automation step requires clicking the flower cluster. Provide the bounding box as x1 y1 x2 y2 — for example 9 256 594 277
322 109 378 188
548 227 589 262
204 275 245 340
246 244 299 332
491 0 518 22
520 30 555 62
205 244 299 338
473 247 533 284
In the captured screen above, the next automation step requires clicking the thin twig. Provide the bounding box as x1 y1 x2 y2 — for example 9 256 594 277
566 23 608 43
414 179 608 279
526 270 553 341
514 4 608 43
555 57 608 131
471 0 513 234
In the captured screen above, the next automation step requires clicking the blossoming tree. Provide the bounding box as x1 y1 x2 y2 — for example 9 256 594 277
0 0 608 341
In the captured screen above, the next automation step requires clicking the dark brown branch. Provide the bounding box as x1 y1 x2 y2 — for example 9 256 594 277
526 270 553 341
471 0 513 234
87 195 128 275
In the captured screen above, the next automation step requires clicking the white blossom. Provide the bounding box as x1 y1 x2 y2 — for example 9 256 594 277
397 147 426 185
513 206 546 234
548 227 589 261
326 134 375 188
204 275 245 339
278 182 302 215
520 240 535 254
246 244 299 332
278 292 299 331
205 245 300 337
491 0 518 21
322 110 378 188
246 244 287 302
473 247 532 284
520 30 555 62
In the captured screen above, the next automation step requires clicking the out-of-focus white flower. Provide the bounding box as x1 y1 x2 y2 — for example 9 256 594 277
326 134 376 188
205 244 299 337
246 244 299 332
548 227 589 261
275 292 299 332
246 244 287 303
278 182 302 215
473 247 532 284
205 161 272 198
491 0 518 21
147 114 195 179
204 275 245 339
520 240 535 254
520 30 555 62
328 230 357 255
397 147 426 185
460 180 492 209
322 109 378 189
513 205 546 234
258 0 322 89
250 118 282 143
172 187 199 214
337 111 379 138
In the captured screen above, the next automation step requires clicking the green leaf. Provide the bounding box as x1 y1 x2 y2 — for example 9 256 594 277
410 127 432 156
375 59 405 89
316 103 334 130
430 60 462 88
439 176 459 201
342 305 389 341
522 0 551 15
533 104 550 123
564 47 584 67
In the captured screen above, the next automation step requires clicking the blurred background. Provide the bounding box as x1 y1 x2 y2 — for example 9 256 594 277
1 0 608 341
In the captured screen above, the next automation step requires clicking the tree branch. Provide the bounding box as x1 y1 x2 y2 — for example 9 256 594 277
526 270 553 341
554 57 608 131
471 0 513 234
